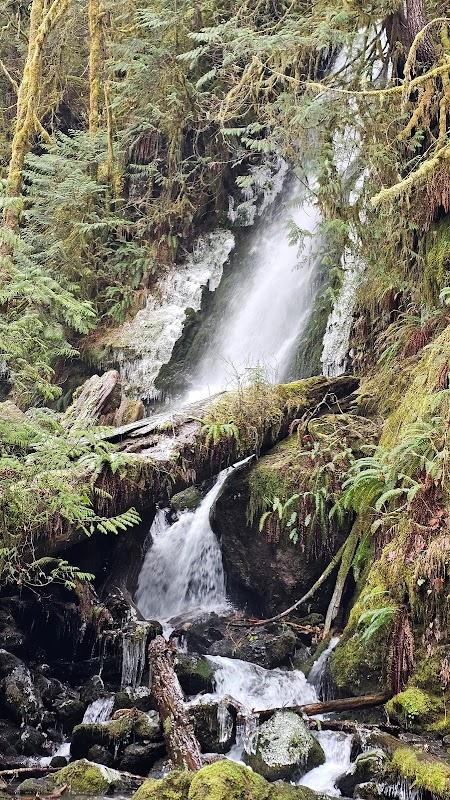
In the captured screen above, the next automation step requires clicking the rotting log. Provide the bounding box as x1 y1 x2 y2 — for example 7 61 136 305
148 635 203 771
40 373 359 556
255 692 392 721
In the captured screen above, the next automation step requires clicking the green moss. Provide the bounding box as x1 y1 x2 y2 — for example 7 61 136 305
188 760 271 800
132 771 193 800
386 687 443 729
423 220 450 306
330 567 391 695
391 747 450 798
269 785 319 800
53 760 116 795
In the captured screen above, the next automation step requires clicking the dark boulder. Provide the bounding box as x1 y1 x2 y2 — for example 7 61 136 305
53 696 85 731
337 750 387 797
19 725 47 756
86 745 114 767
172 613 297 669
188 700 236 754
119 742 166 774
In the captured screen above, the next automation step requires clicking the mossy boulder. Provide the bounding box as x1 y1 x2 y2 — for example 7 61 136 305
71 708 162 764
132 771 193 800
337 750 387 797
175 652 217 694
386 687 444 732
18 760 133 796
246 711 325 781
391 747 450 799
171 487 202 512
54 760 125 795
188 760 270 800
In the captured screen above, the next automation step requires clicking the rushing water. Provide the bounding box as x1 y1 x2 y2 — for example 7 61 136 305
135 468 232 623
308 636 340 701
298 730 353 795
184 181 320 403
206 655 318 710
82 696 114 723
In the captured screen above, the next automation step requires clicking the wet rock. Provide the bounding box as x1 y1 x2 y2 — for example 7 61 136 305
17 777 55 795
211 444 353 616
53 696 85 730
113 398 145 426
337 750 387 797
80 675 107 706
19 725 46 756
355 781 384 800
71 708 162 764
171 486 202 512
188 700 236 754
50 755 69 768
0 662 43 726
87 744 114 767
0 719 21 756
173 614 297 669
0 649 22 678
113 686 154 713
175 652 217 694
119 742 166 774
246 710 325 781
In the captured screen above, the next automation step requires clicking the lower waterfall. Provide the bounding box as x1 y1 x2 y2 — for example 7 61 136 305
134 467 357 794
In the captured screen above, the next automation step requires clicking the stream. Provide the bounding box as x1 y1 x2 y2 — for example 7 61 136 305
134 466 355 795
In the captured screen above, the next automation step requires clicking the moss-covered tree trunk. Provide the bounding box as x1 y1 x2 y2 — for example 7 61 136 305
2 0 71 237
88 0 102 134
149 636 203 770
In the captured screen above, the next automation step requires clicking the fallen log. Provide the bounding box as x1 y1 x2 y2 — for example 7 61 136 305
0 766 59 779
307 718 401 735
255 692 392 721
42 374 359 556
149 635 203 771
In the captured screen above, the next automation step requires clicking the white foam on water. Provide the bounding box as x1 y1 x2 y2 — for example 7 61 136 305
298 730 353 795
135 468 233 623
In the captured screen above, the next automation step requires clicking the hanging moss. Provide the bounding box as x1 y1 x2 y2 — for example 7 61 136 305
391 747 450 799
423 220 450 306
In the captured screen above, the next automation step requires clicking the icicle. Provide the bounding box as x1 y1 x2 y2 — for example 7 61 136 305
236 712 259 755
121 628 147 689
217 702 234 744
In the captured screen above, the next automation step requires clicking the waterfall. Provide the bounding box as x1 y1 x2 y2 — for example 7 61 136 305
135 467 233 623
82 696 114 724
185 180 321 403
298 730 353 796
207 655 318 710
308 635 340 701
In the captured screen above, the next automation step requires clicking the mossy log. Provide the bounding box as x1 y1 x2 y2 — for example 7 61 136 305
45 374 358 555
148 636 203 771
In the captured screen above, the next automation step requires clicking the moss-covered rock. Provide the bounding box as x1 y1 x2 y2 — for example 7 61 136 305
53 759 127 795
171 486 202 512
175 652 217 694
188 700 236 754
246 711 325 781
391 747 450 799
188 760 270 800
71 708 162 763
132 770 193 800
386 687 444 731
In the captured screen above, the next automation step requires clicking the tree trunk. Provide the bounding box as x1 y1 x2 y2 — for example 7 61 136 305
148 636 203 771
88 0 102 134
2 0 71 237
402 0 435 65
323 519 361 637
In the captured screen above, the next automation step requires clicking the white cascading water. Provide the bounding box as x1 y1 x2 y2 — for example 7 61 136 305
185 181 320 403
135 467 232 623
206 655 318 710
298 731 353 795
308 635 340 700
82 695 115 723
